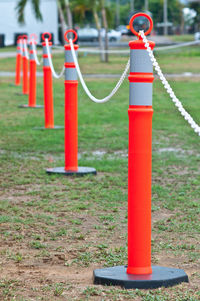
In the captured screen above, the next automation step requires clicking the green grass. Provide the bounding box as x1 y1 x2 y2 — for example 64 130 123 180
169 34 194 42
0 47 200 300
1 43 200 75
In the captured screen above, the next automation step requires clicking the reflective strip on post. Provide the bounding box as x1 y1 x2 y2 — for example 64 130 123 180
130 50 153 73
42 42 52 67
65 64 77 81
29 42 35 61
64 45 79 81
129 82 152 106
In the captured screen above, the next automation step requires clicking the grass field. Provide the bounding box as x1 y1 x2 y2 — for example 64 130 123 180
0 45 200 300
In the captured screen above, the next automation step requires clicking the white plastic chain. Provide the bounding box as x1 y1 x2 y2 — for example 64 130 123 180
23 39 29 60
69 38 130 103
45 38 65 79
140 30 200 137
32 41 42 65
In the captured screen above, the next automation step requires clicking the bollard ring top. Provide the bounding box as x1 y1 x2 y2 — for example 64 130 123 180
129 13 153 37
64 29 78 43
30 33 38 42
42 32 52 42
22 34 28 40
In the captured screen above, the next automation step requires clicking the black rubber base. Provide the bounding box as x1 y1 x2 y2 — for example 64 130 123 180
46 166 97 176
18 104 43 108
93 266 189 289
33 125 64 130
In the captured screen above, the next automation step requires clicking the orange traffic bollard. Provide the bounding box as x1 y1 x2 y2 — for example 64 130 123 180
34 32 62 129
46 30 96 175
93 13 188 289
28 33 43 108
42 32 54 128
15 36 22 86
22 35 29 95
19 34 43 109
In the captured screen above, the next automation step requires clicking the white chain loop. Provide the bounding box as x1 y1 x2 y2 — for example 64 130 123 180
69 38 130 103
140 30 200 137
45 38 65 79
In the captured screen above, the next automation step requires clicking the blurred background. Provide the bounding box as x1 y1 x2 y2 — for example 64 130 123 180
1 0 200 47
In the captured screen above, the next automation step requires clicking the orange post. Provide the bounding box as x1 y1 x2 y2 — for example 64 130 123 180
46 30 96 176
42 32 54 128
64 80 78 171
93 13 189 289
127 106 153 274
28 35 37 107
22 35 29 95
64 31 79 172
15 36 22 86
127 13 155 275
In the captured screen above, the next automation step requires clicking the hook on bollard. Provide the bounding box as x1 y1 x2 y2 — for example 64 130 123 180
129 12 153 38
42 32 52 42
64 29 78 44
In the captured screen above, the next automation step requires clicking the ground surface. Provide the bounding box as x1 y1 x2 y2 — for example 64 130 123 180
0 43 200 300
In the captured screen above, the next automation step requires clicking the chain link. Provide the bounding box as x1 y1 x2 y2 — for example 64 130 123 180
69 38 130 103
140 30 200 137
45 38 65 79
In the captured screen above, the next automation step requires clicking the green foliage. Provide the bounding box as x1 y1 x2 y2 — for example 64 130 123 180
149 0 183 26
16 0 43 24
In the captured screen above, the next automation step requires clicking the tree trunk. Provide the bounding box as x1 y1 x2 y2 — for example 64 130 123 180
65 0 73 31
101 5 109 62
57 0 66 44
93 8 105 62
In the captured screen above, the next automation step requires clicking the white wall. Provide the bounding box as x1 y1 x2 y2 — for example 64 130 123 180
0 0 59 45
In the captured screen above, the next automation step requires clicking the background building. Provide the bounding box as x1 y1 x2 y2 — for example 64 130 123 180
0 0 59 45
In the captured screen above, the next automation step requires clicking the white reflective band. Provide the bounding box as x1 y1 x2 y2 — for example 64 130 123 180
129 82 152 106
69 38 130 104
65 50 77 63
130 49 153 73
23 40 29 60
45 38 65 79
140 30 200 137
43 57 50 67
65 67 77 81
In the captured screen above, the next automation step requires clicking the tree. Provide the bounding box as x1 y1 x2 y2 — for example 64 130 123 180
71 0 105 61
149 0 182 29
16 0 72 34
16 0 42 24
16 0 110 61
189 1 200 31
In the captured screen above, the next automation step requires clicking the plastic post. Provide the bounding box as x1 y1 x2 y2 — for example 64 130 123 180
93 13 188 288
46 30 96 175
15 37 22 86
127 13 155 275
42 32 54 128
28 39 37 107
22 35 29 95
64 30 79 171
